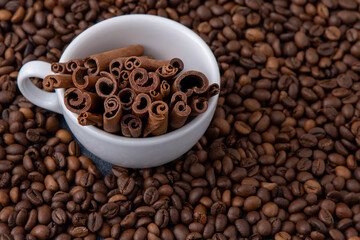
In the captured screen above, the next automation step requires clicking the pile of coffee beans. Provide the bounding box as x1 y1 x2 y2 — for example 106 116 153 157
2 0 360 239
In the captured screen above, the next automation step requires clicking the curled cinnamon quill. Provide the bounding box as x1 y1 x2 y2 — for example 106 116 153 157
117 88 137 111
103 95 122 133
132 93 152 118
160 81 170 99
78 112 103 127
172 70 209 97
43 74 74 91
156 58 184 80
84 45 144 76
144 101 169 137
95 72 118 98
66 59 84 72
109 57 127 78
121 114 142 138
129 68 160 94
170 91 188 109
51 62 68 74
169 101 191 130
189 97 208 116
156 64 178 80
150 91 162 101
206 83 220 97
118 70 130 89
64 88 102 114
170 58 184 72
125 56 168 71
72 67 101 89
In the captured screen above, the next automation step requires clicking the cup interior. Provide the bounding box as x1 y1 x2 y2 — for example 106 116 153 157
58 15 220 141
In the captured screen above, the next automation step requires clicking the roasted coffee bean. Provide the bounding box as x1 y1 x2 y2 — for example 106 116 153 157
88 212 103 232
117 175 135 195
52 208 67 225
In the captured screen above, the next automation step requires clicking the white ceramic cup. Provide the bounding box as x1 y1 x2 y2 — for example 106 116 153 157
17 15 220 168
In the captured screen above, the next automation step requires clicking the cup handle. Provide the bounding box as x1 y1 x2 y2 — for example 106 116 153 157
17 60 62 114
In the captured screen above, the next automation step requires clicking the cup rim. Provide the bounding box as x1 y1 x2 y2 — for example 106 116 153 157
58 14 220 144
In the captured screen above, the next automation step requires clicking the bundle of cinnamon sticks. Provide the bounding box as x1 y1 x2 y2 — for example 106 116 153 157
44 45 219 137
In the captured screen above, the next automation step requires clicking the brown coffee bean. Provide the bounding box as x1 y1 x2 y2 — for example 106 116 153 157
30 225 50 240
234 121 251 135
52 208 67 225
88 212 103 232
117 175 135 195
325 26 341 40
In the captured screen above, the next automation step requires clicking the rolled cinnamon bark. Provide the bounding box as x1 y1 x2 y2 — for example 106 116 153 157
118 70 130 89
170 58 184 72
150 90 162 101
121 114 142 138
189 96 208 116
103 95 122 133
72 67 101 89
143 100 169 137
172 70 209 97
125 56 168 71
95 72 118 98
78 112 103 127
170 91 188 109
66 59 84 72
43 74 74 91
129 68 160 94
109 57 128 78
207 83 220 97
169 101 191 130
51 62 68 74
64 88 102 114
117 88 137 111
132 93 152 118
160 80 170 99
156 58 183 80
84 45 144 76
156 64 178 80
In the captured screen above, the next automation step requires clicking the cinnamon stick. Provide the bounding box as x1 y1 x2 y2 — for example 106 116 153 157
170 91 187 109
117 88 136 111
109 57 128 79
172 70 209 97
66 59 84 72
43 74 74 91
160 80 170 99
207 83 220 97
64 88 102 114
170 58 184 72
132 93 152 118
156 64 178 80
118 70 130 89
72 67 100 89
156 58 183 80
150 90 162 101
78 112 103 127
143 100 169 137
169 101 191 130
125 56 169 71
189 96 208 116
95 72 118 98
51 62 68 74
129 68 160 94
103 95 122 133
84 45 144 76
121 114 142 138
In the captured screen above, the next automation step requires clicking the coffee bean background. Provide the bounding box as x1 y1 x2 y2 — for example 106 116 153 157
2 0 360 239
